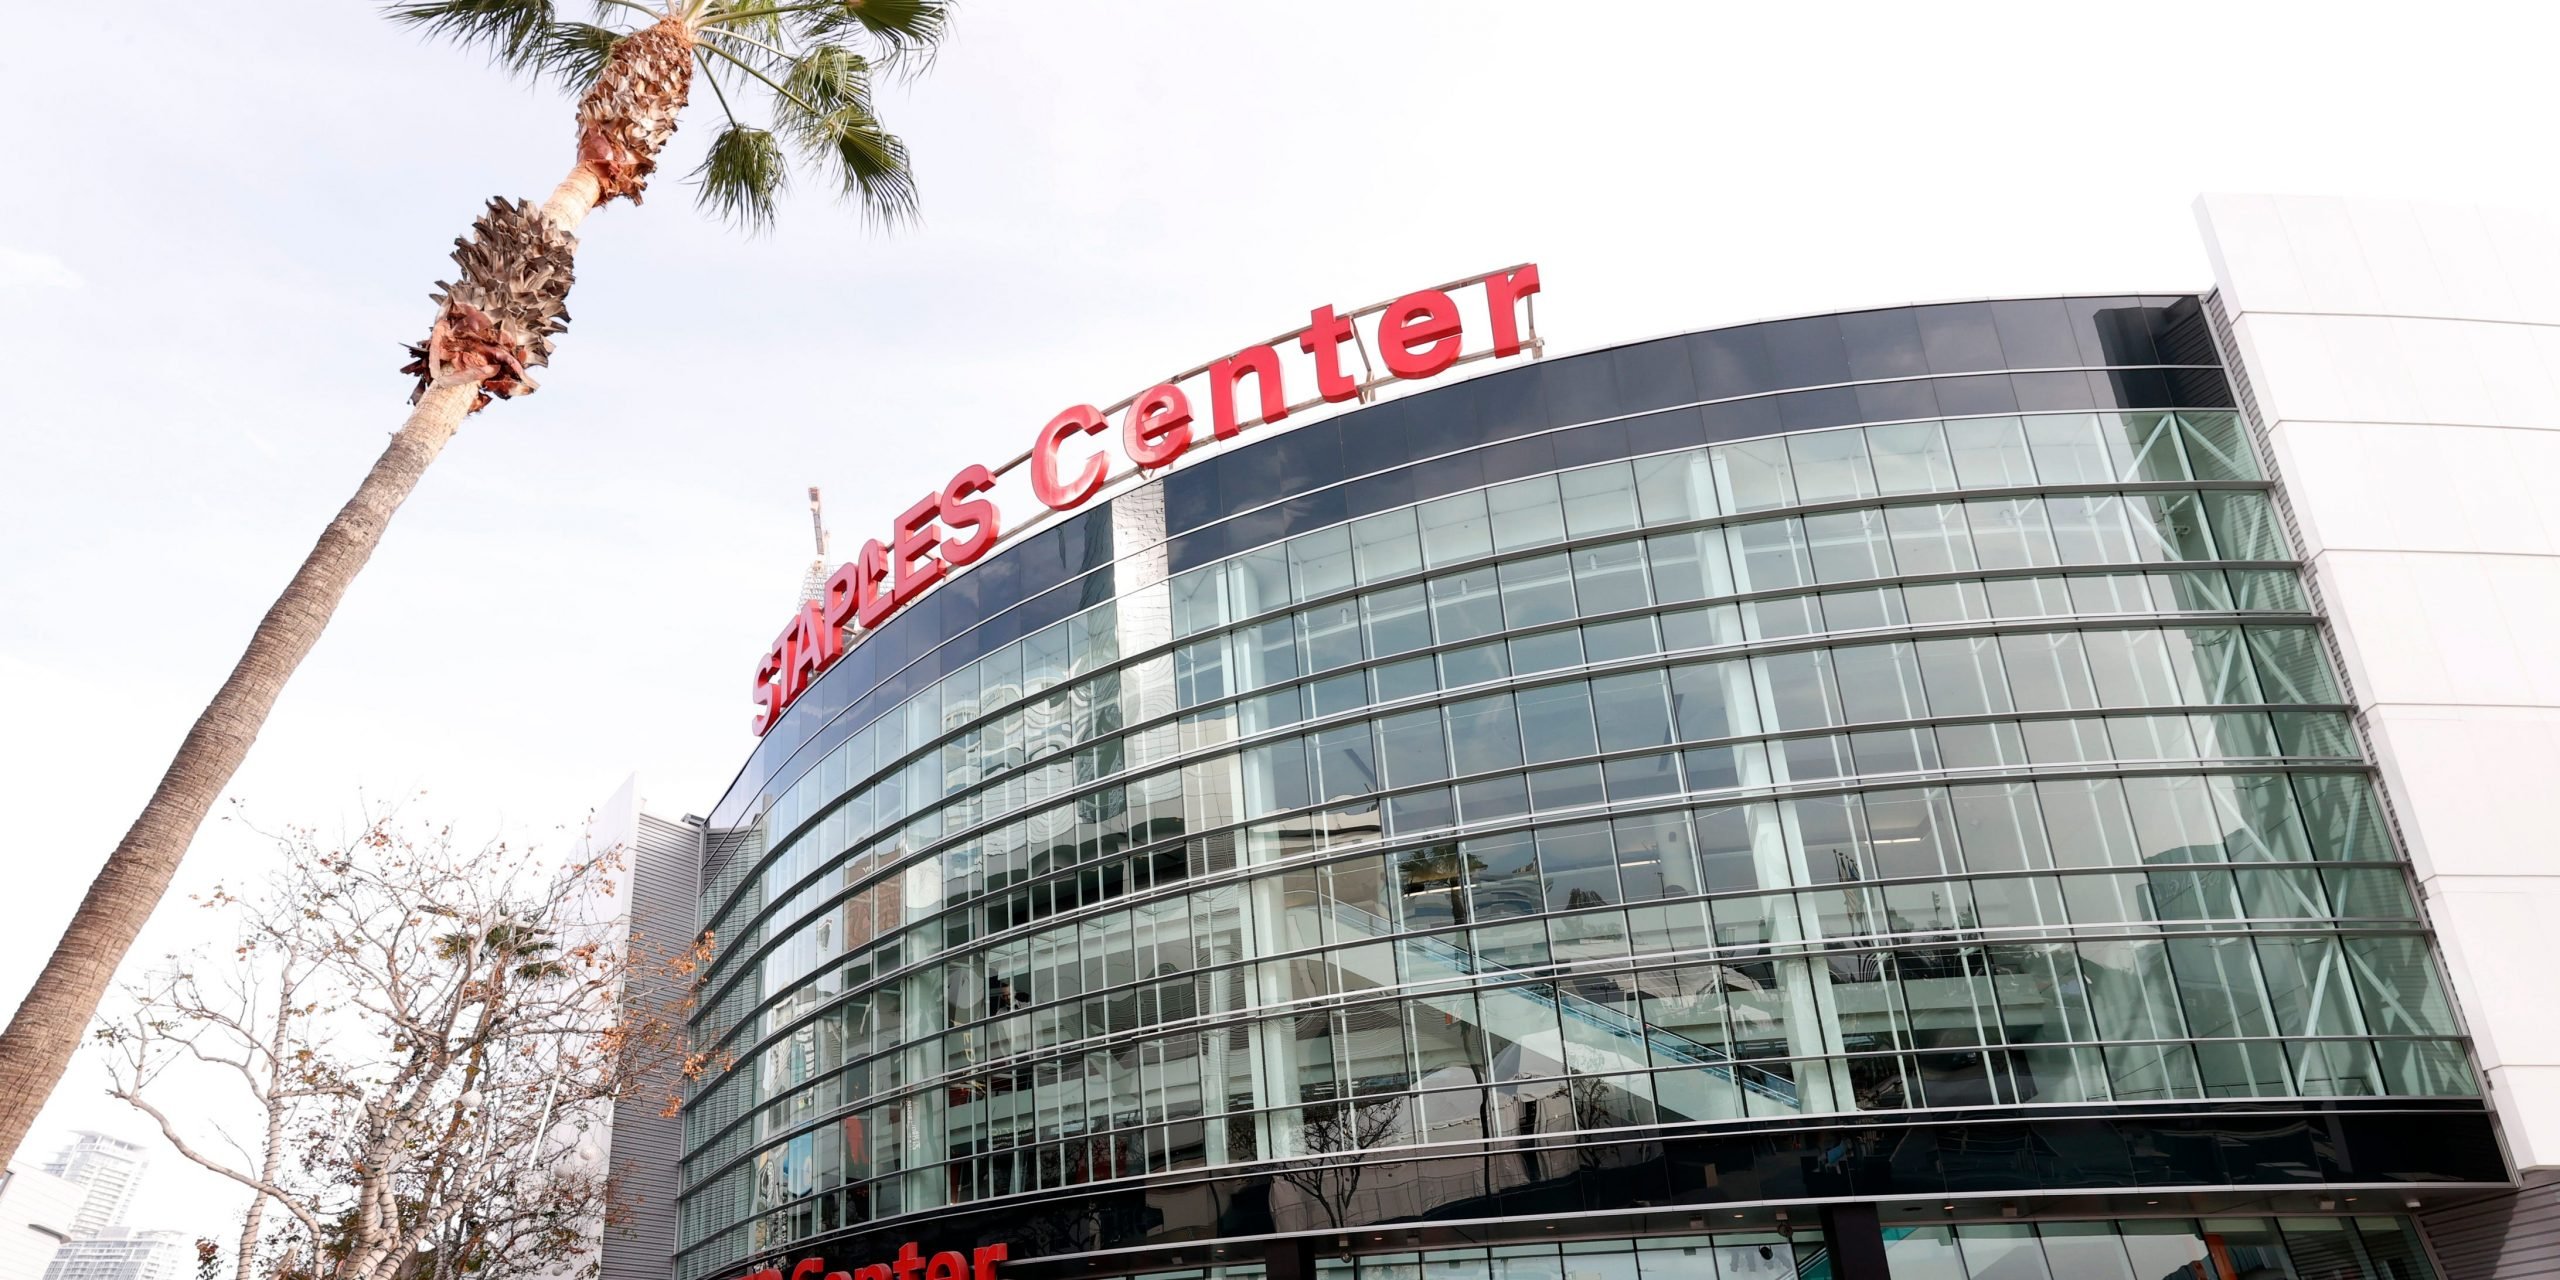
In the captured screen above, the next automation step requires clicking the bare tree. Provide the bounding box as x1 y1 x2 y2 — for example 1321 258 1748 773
1270 1095 1410 1231
95 807 712 1280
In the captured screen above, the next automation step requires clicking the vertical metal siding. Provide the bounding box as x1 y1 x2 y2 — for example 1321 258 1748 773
2420 1171 2560 1279
601 813 703 1280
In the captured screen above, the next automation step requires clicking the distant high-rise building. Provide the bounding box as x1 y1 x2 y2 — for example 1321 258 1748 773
38 1133 148 1239
0 1165 84 1280
39 1229 189 1280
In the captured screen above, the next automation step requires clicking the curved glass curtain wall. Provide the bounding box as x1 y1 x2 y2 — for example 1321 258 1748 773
677 301 2474 1280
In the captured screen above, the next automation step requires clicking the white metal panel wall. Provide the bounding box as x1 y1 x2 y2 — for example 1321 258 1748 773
2196 193 2560 1173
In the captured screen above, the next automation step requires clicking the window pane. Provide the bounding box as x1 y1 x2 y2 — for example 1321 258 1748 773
1866 420 1960 495
1944 416 2036 488
1788 428 1879 503
1633 448 1718 524
1445 694 1524 775
1646 528 1734 603
1488 475 1567 553
2177 411 2258 480
1499 553 1578 629
1418 490 1494 568
1998 632 2099 712
1832 641 1927 723
1590 671 1675 752
1289 526 1356 601
1667 659 1758 741
2204 490 2288 560
1559 462 1641 538
2023 413 2116 483
1966 498 2061 569
1712 436 1796 513
1728 518 1813 592
1753 649 1841 731
1516 682 1600 765
1572 539 1653 615
1885 503 1978 575
1429 569 1505 643
1377 707 1450 789
1351 508 1425 584
2246 626 2339 703
1804 508 1895 583
2106 411 2193 482
1915 636 2012 716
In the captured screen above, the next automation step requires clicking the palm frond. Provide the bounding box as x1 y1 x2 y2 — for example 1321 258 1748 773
781 42 873 132
540 21 624 90
812 110 916 226
803 0 949 77
384 0 564 76
692 123 789 231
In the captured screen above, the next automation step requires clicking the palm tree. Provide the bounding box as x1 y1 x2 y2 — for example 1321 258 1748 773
0 0 947 1166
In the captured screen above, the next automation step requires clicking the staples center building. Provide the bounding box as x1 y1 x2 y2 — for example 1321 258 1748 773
603 196 2560 1280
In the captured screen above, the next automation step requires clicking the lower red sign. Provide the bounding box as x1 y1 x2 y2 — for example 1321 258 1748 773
742 1242 1008 1280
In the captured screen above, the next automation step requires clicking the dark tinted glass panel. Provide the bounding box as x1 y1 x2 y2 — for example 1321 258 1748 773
1624 405 1709 454
1934 374 2020 416
2104 367 2174 408
1339 397 1422 475
1407 448 1485 503
1164 463 1219 535
1760 314 1852 387
1776 386 1861 430
1553 418 1632 467
1839 307 1931 380
1343 468 1417 518
1470 361 1553 439
1702 394 1781 442
1264 420 1345 495
2071 297 2161 365
1480 433 1558 485
2165 367 2236 408
2012 370 2099 412
1917 303 2005 374
2151 296 2219 365
1543 350 1621 424
1689 327 1777 399
1611 337 1699 411
1989 298 2083 368
1856 378 1941 423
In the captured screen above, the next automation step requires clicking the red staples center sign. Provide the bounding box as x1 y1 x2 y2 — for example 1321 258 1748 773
751 264 1544 736
740 1243 1008 1280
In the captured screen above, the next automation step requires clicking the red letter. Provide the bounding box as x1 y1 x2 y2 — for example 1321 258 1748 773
1032 405 1109 511
1122 383 1193 468
893 1244 927 1280
1380 289 1463 379
785 599 840 695
1484 263 1541 357
1298 304 1360 402
1207 346 1287 440
856 1268 893 1280
941 465 1000 567
853 538 894 629
927 1255 968 1280
822 560 862 632
972 1245 1009 1280
889 493 946 608
792 1262 827 1280
750 644 784 735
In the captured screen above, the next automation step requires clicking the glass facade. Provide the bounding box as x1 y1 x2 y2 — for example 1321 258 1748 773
677 298 2494 1280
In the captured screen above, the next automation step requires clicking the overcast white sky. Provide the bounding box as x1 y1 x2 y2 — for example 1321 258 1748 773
5 0 2558 1250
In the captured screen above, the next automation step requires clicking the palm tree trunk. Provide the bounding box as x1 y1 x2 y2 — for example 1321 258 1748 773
0 378 479 1166
0 14 691 1173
